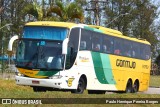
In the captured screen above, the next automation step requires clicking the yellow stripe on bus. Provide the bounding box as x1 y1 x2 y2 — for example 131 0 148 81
17 68 47 78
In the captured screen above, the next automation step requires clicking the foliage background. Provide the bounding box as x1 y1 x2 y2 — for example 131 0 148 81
0 0 159 58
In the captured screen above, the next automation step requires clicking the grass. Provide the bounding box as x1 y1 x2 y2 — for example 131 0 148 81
0 77 160 107
0 75 160 107
0 79 159 98
150 75 160 87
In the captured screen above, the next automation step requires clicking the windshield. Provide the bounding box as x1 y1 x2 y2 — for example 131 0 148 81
23 26 68 40
16 39 64 70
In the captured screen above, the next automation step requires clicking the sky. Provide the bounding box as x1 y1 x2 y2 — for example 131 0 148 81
151 0 160 25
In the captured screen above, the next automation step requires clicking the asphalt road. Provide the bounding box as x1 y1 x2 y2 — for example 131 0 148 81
140 87 160 94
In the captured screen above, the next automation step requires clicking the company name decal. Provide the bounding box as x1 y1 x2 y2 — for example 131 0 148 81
116 59 136 69
79 56 89 62
142 65 149 69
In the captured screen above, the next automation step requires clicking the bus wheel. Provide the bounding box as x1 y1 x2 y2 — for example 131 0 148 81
71 77 85 94
125 80 132 93
133 81 139 93
33 86 46 92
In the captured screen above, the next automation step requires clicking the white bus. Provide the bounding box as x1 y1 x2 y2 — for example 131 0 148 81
8 21 151 94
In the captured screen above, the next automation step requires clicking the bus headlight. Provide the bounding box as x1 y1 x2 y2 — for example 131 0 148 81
17 72 24 77
49 75 63 79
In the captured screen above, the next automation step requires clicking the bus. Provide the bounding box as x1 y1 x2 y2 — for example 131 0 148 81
8 21 151 94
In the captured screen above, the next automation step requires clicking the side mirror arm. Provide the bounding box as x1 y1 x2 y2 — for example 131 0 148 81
8 35 18 51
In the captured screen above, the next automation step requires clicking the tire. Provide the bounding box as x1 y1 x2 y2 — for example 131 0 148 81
125 80 132 93
133 81 139 93
71 77 86 94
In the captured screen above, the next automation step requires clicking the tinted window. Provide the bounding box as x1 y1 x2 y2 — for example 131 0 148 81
132 42 140 59
66 28 80 69
114 38 123 55
79 28 150 60
140 44 151 60
24 26 68 40
122 40 132 57
80 29 92 50
92 33 101 52
102 35 113 54
16 39 63 70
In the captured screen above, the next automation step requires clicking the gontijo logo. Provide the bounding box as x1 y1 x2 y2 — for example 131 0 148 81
116 59 136 69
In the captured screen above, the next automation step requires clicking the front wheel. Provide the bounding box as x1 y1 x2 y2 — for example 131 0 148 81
71 77 86 94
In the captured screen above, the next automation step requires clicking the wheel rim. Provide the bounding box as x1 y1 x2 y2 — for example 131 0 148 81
133 82 138 92
126 81 132 93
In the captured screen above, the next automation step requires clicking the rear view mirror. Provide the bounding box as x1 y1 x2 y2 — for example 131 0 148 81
62 38 69 55
8 35 18 51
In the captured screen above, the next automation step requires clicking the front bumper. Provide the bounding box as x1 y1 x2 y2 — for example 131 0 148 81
15 75 66 89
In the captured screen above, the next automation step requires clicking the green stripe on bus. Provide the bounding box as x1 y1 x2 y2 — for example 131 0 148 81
93 29 103 33
91 52 116 84
84 26 103 33
84 26 95 31
100 54 116 84
91 52 108 84
36 70 59 76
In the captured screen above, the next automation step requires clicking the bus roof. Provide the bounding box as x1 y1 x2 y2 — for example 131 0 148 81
88 25 151 45
25 21 150 45
25 21 77 29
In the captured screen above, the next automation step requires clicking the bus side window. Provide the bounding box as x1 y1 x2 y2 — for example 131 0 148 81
114 49 120 55
123 41 131 57
131 42 140 59
132 50 136 57
66 28 80 69
103 45 107 53
145 48 150 59
80 41 86 50
102 36 113 54
114 39 121 55
93 44 100 51
92 33 101 52
141 45 150 60
81 29 92 50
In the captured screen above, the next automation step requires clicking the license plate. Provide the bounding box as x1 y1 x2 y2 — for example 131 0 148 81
32 80 40 84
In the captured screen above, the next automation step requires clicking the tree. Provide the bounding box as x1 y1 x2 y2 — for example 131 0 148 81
0 0 33 55
105 0 135 35
104 0 157 48
21 1 43 21
133 0 157 44
46 0 84 23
